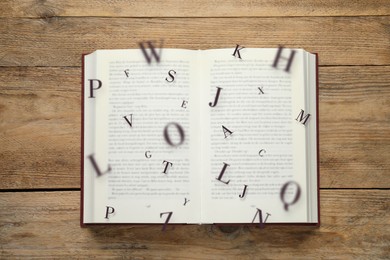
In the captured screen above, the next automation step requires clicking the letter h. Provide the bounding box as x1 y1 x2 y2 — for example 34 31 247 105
272 46 296 72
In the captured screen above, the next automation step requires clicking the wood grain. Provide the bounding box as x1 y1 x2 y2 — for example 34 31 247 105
0 0 388 258
0 67 80 189
0 66 389 189
0 190 388 258
0 0 389 18
0 17 389 67
319 66 390 188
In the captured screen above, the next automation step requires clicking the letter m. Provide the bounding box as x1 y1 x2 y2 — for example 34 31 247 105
295 109 311 125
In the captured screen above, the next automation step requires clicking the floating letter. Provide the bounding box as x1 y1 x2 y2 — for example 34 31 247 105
139 40 163 64
162 160 173 174
105 206 115 219
295 109 311 125
87 154 111 177
209 87 222 107
232 44 245 59
124 69 130 78
216 162 230 184
160 211 173 231
145 151 151 158
239 185 248 198
272 46 296 72
251 208 271 229
222 125 233 139
184 198 190 206
123 114 133 128
165 70 176 82
164 122 185 146
258 86 264 94
181 100 188 109
88 79 102 98
280 181 301 211
258 149 266 157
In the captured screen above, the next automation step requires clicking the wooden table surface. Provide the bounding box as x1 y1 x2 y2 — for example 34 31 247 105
1 0 389 258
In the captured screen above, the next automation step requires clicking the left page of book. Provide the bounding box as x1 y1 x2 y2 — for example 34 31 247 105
83 49 202 224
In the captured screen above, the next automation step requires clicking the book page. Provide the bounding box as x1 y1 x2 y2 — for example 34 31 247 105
305 52 319 223
83 49 201 224
200 48 311 223
83 53 98 223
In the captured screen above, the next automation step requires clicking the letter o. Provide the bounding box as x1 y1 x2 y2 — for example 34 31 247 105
164 122 185 147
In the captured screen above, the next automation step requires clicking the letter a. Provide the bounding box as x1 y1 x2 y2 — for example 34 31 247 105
222 125 233 138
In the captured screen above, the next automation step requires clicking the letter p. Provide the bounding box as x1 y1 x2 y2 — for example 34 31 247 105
105 206 115 219
88 79 102 98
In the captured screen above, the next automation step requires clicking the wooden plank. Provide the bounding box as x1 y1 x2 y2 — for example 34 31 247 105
0 17 389 66
0 190 388 258
319 66 390 188
0 67 80 189
0 66 389 189
0 0 389 18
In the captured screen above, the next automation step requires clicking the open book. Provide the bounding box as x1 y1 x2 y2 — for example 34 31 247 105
81 46 319 226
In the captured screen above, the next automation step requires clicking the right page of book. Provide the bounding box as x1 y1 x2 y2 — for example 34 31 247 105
200 48 317 223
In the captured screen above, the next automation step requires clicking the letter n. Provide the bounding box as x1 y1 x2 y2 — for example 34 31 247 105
252 208 271 228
